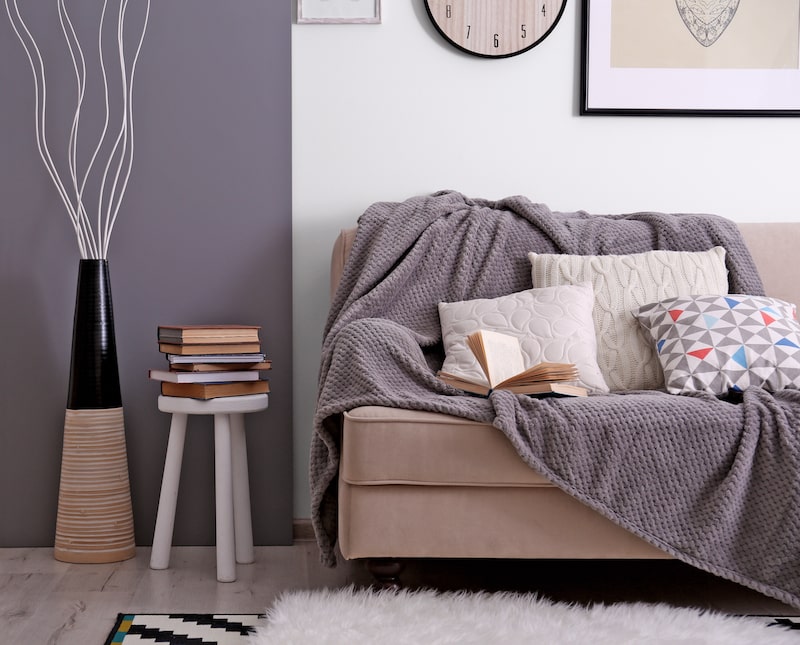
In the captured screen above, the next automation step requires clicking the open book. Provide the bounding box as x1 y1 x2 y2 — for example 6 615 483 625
437 329 587 397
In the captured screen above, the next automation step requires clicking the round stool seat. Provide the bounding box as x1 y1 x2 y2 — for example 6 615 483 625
158 393 269 415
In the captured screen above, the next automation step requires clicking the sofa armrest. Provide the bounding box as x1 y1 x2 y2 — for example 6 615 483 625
330 227 358 301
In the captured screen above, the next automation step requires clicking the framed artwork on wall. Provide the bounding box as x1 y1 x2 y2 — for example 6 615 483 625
298 0 381 24
581 0 800 115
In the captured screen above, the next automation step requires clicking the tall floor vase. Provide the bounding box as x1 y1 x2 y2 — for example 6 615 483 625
54 259 136 563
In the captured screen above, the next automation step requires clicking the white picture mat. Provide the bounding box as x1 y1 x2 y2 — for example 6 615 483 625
584 1 800 112
299 0 380 22
611 0 799 69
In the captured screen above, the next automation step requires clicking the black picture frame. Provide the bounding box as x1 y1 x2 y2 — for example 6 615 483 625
581 0 800 116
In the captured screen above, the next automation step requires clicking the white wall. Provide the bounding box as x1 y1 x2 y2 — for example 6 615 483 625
291 2 800 517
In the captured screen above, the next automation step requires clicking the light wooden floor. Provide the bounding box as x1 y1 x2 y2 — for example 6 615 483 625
2 545 796 644
0 544 366 644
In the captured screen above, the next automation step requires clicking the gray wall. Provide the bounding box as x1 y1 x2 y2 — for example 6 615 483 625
0 2 292 546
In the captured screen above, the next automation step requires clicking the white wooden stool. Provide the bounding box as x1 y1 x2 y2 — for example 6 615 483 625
150 393 268 582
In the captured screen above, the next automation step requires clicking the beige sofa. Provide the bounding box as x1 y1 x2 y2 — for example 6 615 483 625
329 223 800 583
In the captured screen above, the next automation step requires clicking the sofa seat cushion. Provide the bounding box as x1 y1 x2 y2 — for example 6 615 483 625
341 406 553 487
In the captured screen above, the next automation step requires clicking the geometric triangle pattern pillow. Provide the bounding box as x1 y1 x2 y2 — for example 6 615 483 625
633 294 800 395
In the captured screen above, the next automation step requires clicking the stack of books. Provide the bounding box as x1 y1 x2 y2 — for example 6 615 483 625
149 324 271 399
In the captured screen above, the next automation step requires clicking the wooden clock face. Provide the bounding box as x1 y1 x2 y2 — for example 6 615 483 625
424 0 567 58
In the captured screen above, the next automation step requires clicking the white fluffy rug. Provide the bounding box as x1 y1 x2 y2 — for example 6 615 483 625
249 587 797 645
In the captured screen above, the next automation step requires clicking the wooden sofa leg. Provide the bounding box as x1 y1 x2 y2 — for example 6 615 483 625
367 558 404 590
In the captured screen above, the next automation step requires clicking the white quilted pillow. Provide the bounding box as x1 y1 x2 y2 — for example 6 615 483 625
438 282 609 393
529 247 729 391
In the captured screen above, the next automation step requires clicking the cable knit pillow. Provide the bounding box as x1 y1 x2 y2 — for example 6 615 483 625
529 247 729 391
634 294 800 395
438 282 609 393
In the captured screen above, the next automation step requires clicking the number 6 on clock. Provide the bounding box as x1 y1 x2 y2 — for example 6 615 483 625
424 0 567 58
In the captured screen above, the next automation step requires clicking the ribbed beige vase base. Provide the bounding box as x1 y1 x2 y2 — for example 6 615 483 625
55 407 136 563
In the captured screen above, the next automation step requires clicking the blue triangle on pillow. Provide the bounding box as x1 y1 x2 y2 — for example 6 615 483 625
776 337 800 349
732 346 748 368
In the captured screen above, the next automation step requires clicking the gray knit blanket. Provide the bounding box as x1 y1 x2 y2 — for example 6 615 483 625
311 191 800 607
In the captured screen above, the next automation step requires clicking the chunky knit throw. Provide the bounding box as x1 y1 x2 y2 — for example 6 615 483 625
311 191 800 607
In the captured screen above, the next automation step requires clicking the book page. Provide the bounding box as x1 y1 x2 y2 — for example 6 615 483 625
467 330 525 388
500 363 578 388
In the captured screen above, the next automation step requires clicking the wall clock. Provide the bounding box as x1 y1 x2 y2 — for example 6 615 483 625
424 0 567 58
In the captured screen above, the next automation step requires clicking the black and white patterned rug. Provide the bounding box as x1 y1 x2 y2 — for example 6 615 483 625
104 600 800 644
104 613 266 644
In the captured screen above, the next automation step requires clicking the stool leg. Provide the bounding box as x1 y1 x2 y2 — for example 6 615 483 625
214 413 236 582
150 412 188 570
230 413 254 564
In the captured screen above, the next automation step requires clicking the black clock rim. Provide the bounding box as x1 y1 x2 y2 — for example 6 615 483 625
423 0 568 59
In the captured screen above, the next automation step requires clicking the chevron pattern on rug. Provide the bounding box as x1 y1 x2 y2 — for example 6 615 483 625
104 613 266 644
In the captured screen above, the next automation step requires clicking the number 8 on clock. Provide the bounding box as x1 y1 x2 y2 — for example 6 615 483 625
424 0 568 58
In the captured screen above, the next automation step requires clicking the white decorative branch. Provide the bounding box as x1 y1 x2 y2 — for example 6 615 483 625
5 0 150 259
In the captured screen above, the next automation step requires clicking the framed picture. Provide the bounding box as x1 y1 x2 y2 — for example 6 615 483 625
581 0 800 115
298 0 381 24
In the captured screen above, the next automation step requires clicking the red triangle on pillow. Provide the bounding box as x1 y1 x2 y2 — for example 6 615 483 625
669 309 684 322
688 347 713 360
761 311 776 326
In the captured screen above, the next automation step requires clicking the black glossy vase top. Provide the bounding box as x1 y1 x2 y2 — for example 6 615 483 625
67 259 122 409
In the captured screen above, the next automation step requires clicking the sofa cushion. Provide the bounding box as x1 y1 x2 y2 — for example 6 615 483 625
341 406 554 487
634 294 800 395
529 247 729 391
438 283 609 393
